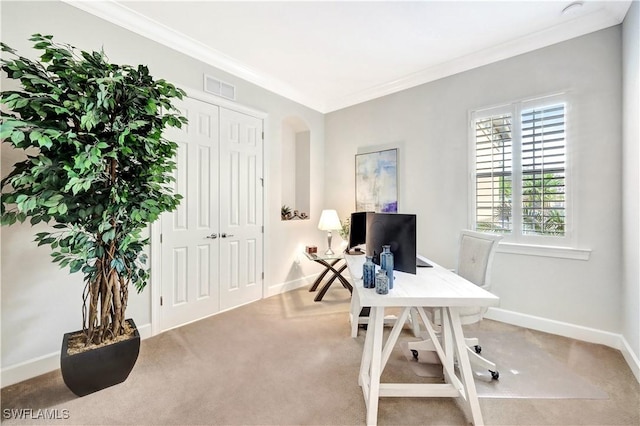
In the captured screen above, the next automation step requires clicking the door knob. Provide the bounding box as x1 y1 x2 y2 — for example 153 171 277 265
221 233 234 238
206 234 218 239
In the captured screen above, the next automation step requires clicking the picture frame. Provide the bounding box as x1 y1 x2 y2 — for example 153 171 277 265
355 148 398 213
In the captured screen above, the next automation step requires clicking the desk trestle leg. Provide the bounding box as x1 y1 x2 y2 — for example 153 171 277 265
447 307 485 426
360 306 386 426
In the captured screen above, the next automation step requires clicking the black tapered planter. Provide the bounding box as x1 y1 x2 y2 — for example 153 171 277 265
60 319 140 397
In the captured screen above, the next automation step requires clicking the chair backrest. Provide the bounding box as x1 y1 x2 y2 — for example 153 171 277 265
456 230 503 292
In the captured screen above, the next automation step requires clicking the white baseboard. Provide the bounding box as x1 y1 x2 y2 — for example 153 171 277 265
0 351 60 389
1 323 152 388
620 335 640 384
264 275 314 298
485 307 640 383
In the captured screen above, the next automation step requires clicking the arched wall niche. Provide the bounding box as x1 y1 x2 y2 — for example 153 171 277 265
281 116 310 221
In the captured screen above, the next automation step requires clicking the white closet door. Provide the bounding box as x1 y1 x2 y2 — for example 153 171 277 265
218 108 264 311
160 97 220 331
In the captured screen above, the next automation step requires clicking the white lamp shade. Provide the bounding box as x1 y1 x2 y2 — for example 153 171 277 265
317 209 341 231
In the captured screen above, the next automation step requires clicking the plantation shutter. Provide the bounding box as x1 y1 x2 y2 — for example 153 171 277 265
520 104 566 236
474 113 513 233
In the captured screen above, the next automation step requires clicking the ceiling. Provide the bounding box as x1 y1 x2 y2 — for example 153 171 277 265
65 1 632 113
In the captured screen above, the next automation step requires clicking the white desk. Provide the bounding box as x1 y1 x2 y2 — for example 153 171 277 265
345 254 499 426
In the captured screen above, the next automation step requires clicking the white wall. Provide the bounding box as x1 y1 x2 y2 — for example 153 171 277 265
0 0 326 385
622 1 640 368
281 124 297 210
295 131 311 216
325 28 624 334
280 121 311 217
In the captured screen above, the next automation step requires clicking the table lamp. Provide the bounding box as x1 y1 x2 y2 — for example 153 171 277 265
317 209 341 255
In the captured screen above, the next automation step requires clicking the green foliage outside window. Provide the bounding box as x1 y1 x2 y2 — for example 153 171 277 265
477 173 565 236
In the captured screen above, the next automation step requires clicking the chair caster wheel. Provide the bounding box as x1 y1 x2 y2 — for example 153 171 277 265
490 370 499 380
474 345 482 354
411 349 419 360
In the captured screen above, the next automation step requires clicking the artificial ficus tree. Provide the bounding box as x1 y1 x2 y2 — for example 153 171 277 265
0 34 186 346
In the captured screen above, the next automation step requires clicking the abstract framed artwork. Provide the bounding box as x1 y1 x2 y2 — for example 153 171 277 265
355 148 398 213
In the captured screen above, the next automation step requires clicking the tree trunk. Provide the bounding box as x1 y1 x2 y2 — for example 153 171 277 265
84 254 129 345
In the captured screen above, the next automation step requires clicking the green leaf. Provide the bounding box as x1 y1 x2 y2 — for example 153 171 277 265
1 213 17 225
69 260 83 274
38 135 52 149
10 131 25 144
0 126 14 140
29 130 43 142
145 99 157 115
110 258 124 273
101 228 116 243
14 98 28 109
38 237 55 246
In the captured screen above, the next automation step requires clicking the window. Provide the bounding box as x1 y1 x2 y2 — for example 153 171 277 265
471 96 568 243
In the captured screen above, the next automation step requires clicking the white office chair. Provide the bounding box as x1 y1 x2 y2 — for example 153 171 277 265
408 229 503 380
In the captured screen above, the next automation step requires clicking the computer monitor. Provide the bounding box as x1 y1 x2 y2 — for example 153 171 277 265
365 213 417 274
348 211 371 251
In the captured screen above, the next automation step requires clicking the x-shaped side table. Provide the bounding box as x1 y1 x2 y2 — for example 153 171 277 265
304 252 353 301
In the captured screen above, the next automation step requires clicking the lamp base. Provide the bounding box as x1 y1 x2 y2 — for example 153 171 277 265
325 231 335 256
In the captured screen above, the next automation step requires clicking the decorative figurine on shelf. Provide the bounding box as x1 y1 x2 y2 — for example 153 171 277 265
363 256 376 288
375 270 389 295
281 205 309 220
380 245 394 289
281 205 292 220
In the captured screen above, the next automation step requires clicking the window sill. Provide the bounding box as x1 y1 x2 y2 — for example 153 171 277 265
496 242 591 261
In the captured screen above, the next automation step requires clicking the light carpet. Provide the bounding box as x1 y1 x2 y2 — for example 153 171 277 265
2 287 638 426
400 330 609 399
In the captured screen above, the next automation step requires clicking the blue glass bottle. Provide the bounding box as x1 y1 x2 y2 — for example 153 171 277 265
375 270 389 295
380 245 394 289
362 256 375 289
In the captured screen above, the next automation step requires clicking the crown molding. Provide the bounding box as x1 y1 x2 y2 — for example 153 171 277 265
63 0 629 114
323 5 627 112
62 0 325 112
